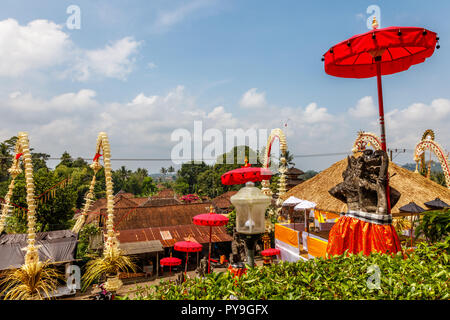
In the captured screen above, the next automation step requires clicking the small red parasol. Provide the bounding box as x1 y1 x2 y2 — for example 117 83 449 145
260 248 280 256
221 160 272 185
174 239 203 274
261 248 280 265
160 256 182 275
193 206 229 274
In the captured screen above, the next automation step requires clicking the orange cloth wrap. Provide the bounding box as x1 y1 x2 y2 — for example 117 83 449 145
326 215 401 256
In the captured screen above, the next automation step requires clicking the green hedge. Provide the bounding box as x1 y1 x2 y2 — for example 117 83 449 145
122 238 449 300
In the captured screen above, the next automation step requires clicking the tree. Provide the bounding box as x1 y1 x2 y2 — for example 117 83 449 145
283 150 295 167
6 167 78 232
57 151 74 168
0 136 18 182
175 161 209 194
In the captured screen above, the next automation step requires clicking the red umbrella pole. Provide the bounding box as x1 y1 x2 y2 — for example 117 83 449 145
185 252 189 274
375 56 392 214
208 225 212 273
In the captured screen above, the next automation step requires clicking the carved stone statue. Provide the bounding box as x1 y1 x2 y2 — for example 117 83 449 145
195 256 210 277
327 150 402 256
329 150 400 216
175 272 185 285
229 230 246 264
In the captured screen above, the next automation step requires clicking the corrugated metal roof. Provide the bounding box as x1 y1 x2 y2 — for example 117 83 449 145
119 240 164 255
118 224 232 248
105 202 213 230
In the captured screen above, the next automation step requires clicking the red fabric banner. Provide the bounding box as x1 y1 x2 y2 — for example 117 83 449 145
326 216 401 256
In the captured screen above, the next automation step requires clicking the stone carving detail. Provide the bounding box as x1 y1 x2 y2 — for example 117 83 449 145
329 150 400 215
229 230 247 264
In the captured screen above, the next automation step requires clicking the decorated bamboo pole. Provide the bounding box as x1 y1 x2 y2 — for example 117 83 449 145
0 132 63 300
17 132 39 265
81 132 135 294
72 158 101 233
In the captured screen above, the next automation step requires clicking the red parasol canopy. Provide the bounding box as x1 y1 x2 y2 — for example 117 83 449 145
192 206 229 274
221 165 272 185
323 26 438 79
174 241 203 253
174 240 203 275
160 257 182 266
261 248 281 256
193 211 229 227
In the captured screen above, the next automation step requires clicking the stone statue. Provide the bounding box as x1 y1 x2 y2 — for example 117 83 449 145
195 256 210 277
329 150 400 216
229 230 246 264
175 272 185 285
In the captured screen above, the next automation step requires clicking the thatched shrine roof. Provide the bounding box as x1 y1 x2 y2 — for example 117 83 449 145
282 158 450 214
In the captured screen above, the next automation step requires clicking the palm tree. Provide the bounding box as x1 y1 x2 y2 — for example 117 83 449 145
283 150 295 168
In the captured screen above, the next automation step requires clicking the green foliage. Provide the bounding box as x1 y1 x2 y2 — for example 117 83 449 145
124 238 450 300
175 146 263 198
416 209 450 243
76 224 101 261
225 209 236 234
112 166 157 196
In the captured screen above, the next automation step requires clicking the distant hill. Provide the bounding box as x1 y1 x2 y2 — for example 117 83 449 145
402 160 443 173
149 173 176 181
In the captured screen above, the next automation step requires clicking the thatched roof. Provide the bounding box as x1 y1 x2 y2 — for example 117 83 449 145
282 158 450 213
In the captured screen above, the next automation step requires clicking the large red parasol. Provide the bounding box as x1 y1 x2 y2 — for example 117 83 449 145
221 161 272 185
174 240 203 274
160 256 182 275
323 17 439 256
193 206 229 274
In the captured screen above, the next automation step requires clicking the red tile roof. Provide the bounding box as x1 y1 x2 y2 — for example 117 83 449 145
212 191 237 210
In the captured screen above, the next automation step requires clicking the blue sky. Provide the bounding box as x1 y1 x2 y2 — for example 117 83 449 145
0 0 449 172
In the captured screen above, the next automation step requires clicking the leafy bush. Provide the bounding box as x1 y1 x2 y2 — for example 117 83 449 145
122 237 449 300
416 209 450 243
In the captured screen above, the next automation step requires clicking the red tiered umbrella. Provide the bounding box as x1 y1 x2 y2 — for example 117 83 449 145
323 17 439 256
174 240 203 274
261 248 281 264
221 161 272 185
193 206 229 273
160 256 182 275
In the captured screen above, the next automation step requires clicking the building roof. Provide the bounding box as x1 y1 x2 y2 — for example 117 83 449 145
139 197 180 207
117 224 232 247
119 240 164 255
212 191 237 209
282 158 450 214
103 202 213 231
0 230 78 270
286 167 305 175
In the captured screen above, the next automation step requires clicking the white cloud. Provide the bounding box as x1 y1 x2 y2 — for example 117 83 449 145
0 18 141 81
0 19 70 77
303 102 334 123
0 88 448 173
382 98 450 147
6 89 98 113
153 0 216 32
239 88 267 108
349 96 377 118
147 62 157 69
71 37 141 81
